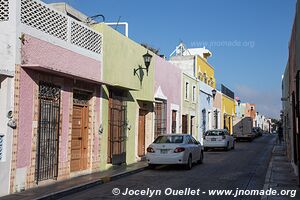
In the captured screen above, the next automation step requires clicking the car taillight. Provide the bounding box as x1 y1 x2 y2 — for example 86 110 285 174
222 135 226 139
174 147 185 153
147 147 155 153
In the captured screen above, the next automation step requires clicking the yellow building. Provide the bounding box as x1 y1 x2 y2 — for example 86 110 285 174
221 84 236 134
196 55 216 88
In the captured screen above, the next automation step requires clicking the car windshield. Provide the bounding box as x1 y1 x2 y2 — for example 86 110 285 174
205 130 225 136
154 135 184 144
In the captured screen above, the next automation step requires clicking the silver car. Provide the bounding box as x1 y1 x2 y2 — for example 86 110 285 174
146 134 204 170
203 129 235 151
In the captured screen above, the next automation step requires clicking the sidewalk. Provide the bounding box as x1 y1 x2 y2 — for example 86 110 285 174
262 142 300 200
0 161 147 200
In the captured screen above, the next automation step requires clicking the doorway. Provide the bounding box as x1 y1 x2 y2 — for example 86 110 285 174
138 110 147 157
71 105 88 172
71 91 90 172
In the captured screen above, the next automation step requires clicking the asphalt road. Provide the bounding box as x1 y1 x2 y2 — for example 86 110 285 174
60 134 275 200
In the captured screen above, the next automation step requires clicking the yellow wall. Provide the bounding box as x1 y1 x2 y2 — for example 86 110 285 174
196 56 216 88
222 95 236 134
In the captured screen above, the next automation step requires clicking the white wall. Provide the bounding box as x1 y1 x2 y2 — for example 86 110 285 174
0 77 14 196
0 0 18 196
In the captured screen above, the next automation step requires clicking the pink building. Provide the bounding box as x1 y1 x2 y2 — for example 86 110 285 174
154 56 182 137
0 0 104 194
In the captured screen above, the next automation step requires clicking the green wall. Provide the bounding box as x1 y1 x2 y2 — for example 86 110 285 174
93 23 154 170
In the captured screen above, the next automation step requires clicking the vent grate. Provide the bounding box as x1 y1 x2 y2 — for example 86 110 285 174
0 0 9 21
21 0 67 40
71 21 102 54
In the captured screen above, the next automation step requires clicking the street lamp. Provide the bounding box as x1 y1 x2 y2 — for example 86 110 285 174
212 89 217 99
134 51 153 76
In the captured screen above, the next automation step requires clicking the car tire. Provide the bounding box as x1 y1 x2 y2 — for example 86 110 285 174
197 151 203 164
185 155 193 170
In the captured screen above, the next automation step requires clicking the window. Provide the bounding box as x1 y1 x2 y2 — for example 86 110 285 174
214 110 218 129
182 115 188 134
154 135 183 144
154 101 167 138
190 116 195 135
172 110 177 133
203 73 207 84
192 86 196 102
185 81 189 100
0 135 3 161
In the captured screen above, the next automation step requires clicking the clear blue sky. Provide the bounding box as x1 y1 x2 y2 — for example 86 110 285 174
44 0 296 118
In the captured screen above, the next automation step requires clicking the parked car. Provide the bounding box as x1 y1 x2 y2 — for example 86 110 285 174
146 134 203 170
203 129 235 151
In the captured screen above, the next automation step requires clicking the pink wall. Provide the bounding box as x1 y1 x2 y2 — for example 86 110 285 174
22 35 102 82
154 56 182 133
16 68 34 168
60 87 70 163
213 91 222 110
93 91 101 161
17 35 103 168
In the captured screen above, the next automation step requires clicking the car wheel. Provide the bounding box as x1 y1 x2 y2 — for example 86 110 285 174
197 151 203 164
231 141 235 150
185 155 192 170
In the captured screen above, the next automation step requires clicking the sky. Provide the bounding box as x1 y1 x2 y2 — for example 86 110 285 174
44 0 296 118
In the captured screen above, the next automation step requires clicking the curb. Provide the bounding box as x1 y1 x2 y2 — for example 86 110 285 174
261 143 276 200
35 166 147 200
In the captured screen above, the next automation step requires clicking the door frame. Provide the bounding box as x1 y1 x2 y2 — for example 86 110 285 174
138 109 147 157
70 90 91 172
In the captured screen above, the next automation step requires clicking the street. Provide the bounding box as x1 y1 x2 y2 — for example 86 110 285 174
60 134 275 200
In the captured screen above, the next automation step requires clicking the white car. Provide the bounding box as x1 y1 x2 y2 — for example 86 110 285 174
146 134 203 170
203 129 235 151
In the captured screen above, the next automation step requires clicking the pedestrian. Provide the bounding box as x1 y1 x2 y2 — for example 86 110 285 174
278 123 283 145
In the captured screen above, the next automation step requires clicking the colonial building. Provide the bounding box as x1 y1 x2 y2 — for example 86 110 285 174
221 84 236 134
281 0 300 184
0 0 104 195
169 43 216 142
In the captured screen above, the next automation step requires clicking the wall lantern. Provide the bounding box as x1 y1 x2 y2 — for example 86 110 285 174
212 89 217 99
134 51 153 76
237 99 241 106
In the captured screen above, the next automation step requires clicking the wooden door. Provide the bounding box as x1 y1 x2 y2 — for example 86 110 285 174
71 105 88 172
182 115 188 134
138 110 146 157
107 91 127 165
172 110 177 133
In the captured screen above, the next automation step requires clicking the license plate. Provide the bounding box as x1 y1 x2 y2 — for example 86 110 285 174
211 138 216 141
161 149 168 154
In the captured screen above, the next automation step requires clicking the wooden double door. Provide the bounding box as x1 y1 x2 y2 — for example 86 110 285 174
71 104 88 172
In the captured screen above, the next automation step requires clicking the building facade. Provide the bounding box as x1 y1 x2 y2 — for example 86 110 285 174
221 84 236 134
0 0 104 195
93 23 155 168
282 0 300 183
182 73 198 138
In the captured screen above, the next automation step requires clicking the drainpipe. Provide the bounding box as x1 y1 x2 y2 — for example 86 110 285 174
105 22 129 37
